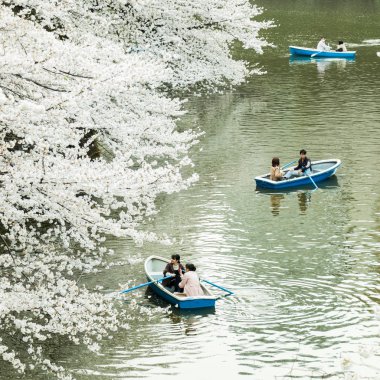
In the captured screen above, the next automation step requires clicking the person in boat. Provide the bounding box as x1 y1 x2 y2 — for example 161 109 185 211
178 263 204 296
336 40 347 52
270 157 283 181
163 254 185 292
284 149 312 179
317 37 330 51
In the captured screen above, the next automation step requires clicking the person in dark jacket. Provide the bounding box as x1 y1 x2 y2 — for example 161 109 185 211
162 254 185 292
294 149 312 173
284 149 312 179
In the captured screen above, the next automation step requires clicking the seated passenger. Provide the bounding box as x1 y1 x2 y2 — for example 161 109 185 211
179 263 204 296
317 37 330 51
336 40 347 52
270 157 283 181
163 254 185 292
284 149 312 179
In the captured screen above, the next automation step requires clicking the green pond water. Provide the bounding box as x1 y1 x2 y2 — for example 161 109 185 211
3 1 380 379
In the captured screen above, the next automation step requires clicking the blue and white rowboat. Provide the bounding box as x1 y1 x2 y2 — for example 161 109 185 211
145 256 216 309
255 159 341 190
289 46 356 59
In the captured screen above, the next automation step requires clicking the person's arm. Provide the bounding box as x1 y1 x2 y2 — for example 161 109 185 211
179 273 188 289
301 159 311 172
293 160 301 171
163 264 173 276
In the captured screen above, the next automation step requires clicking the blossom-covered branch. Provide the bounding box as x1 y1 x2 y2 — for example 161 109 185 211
0 1 271 377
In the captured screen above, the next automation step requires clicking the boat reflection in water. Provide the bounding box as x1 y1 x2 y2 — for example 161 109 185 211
297 191 311 214
257 176 339 216
269 193 285 216
289 55 354 76
268 192 310 216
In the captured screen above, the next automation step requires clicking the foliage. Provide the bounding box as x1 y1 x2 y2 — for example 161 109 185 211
0 1 270 377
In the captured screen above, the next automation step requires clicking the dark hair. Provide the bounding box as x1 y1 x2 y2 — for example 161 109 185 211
272 157 280 167
171 254 181 262
338 40 343 44
185 263 196 271
299 149 307 155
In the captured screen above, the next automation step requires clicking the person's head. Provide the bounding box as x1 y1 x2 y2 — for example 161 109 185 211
185 263 196 272
320 37 325 41
272 157 280 167
338 40 343 45
299 149 307 158
171 254 181 264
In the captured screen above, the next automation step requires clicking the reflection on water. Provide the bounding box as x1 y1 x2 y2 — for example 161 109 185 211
289 56 352 76
267 191 310 216
297 191 310 214
270 193 285 216
258 176 340 216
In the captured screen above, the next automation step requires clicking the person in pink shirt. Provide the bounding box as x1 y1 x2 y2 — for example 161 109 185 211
178 263 204 296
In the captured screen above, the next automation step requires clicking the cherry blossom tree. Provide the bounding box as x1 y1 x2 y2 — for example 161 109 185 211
0 1 271 378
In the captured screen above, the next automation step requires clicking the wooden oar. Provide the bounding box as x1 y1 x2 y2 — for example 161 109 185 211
201 279 234 296
305 171 318 190
120 275 172 294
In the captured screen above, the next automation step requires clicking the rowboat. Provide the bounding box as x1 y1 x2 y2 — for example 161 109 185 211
289 46 356 59
255 159 341 190
144 256 217 309
377 52 380 57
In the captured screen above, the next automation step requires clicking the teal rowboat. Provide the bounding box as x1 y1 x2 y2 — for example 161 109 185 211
289 46 356 59
255 159 341 190
145 256 217 309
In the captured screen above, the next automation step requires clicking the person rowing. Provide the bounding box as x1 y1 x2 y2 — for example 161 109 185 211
317 37 330 51
284 149 312 179
162 254 185 292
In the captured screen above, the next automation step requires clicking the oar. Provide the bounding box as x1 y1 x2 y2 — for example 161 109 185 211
120 275 172 294
305 171 318 190
201 279 234 295
281 159 298 170
311 51 324 58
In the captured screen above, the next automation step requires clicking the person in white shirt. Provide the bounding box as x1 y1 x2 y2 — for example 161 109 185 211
336 40 347 52
317 37 330 51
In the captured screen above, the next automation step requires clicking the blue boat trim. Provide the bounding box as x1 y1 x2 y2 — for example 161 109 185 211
144 256 217 309
254 159 341 189
289 46 356 59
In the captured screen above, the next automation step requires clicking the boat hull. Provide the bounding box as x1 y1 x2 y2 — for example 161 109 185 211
255 159 341 190
145 256 216 309
289 46 356 59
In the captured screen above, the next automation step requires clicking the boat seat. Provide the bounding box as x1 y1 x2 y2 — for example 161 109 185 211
150 272 164 280
150 271 163 276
